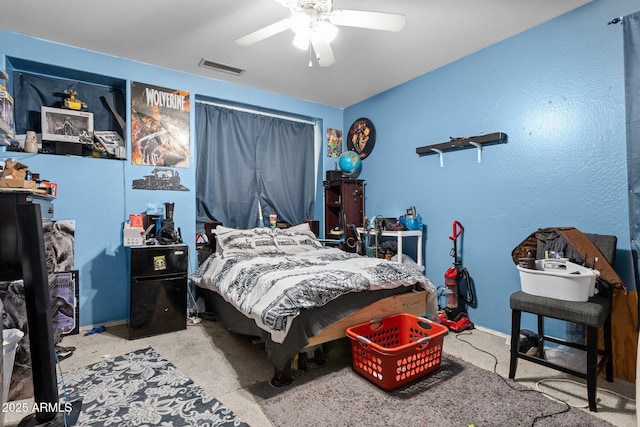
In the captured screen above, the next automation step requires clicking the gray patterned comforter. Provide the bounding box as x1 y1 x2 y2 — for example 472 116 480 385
191 247 436 343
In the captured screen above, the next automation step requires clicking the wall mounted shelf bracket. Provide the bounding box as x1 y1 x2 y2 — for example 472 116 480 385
431 148 444 167
416 132 507 167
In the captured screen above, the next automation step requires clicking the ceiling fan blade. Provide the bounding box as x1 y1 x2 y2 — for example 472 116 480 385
330 9 406 32
235 18 292 46
310 35 335 67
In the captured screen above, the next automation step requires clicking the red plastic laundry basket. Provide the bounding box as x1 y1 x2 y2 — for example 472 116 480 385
346 313 448 391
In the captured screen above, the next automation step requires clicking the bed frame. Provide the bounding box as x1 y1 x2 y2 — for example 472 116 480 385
304 290 427 347
198 222 430 386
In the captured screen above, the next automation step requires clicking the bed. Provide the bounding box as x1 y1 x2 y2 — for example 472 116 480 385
190 223 438 386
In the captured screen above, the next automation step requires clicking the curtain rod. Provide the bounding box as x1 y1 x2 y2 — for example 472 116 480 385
195 99 316 125
608 16 623 25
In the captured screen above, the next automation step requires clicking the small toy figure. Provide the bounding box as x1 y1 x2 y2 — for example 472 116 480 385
63 89 87 110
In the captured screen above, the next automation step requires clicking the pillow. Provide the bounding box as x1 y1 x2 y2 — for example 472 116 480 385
287 222 312 232
214 225 282 258
275 224 324 254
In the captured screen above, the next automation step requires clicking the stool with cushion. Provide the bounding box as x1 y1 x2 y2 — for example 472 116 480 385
508 234 616 412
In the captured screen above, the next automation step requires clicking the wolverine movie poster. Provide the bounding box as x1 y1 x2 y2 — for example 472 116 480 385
131 82 190 167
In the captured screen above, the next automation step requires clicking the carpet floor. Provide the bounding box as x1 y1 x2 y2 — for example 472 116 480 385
3 321 633 426
59 347 248 426
249 348 614 427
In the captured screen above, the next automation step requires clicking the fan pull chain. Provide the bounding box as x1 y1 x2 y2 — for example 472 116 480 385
308 44 313 68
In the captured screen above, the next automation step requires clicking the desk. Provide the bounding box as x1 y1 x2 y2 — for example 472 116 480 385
358 228 423 267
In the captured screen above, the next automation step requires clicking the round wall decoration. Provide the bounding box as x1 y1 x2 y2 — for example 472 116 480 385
347 118 376 159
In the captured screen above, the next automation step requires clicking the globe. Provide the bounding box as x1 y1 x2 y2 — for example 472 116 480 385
338 151 361 176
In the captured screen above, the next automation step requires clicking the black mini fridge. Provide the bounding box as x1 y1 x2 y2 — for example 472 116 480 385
129 244 188 339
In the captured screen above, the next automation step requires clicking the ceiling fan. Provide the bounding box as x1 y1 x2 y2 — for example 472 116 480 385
235 0 406 67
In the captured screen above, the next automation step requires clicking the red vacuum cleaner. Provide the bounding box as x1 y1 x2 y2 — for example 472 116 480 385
439 220 475 332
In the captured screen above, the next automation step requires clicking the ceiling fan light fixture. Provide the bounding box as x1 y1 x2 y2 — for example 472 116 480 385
316 21 338 43
237 0 404 68
290 7 336 49
276 0 332 14
291 10 312 34
292 32 309 49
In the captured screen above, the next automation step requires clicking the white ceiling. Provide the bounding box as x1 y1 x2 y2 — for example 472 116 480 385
0 0 592 108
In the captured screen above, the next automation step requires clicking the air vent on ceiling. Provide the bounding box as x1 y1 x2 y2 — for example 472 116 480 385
199 59 245 76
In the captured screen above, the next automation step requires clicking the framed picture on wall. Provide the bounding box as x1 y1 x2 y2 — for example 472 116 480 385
130 81 190 168
41 106 93 144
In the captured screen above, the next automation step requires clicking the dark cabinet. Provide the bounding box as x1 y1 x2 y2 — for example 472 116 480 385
323 179 364 250
129 244 188 339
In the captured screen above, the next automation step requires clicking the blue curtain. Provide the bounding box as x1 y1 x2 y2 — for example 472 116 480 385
624 10 640 326
195 103 315 231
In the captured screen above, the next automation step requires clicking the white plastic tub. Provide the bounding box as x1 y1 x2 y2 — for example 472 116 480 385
517 259 598 302
2 328 24 427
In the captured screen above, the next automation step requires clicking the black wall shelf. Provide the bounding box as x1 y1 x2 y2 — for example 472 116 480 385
416 132 507 165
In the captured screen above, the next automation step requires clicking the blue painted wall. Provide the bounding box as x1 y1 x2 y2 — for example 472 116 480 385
345 0 639 335
1 0 638 338
0 30 342 327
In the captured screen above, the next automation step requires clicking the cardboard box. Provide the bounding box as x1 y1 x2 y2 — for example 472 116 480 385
1 159 28 180
123 224 145 246
0 177 36 189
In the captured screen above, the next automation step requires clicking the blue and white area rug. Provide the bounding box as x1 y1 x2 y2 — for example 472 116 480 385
60 347 248 426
